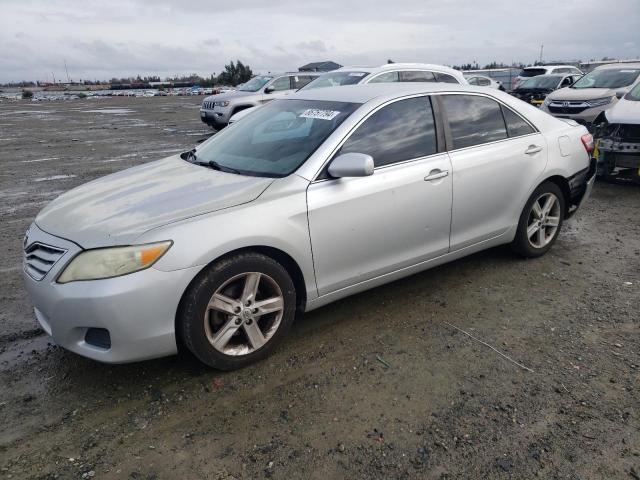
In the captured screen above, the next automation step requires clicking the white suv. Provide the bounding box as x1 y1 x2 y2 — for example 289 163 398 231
300 63 467 90
516 65 583 88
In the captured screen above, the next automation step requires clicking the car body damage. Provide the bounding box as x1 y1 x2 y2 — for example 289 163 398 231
593 82 640 181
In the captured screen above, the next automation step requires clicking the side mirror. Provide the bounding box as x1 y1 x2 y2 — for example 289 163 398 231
328 153 374 178
615 89 626 99
264 86 275 94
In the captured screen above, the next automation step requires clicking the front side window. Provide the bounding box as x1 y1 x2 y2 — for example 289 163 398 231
476 77 491 86
293 75 315 89
571 68 640 89
434 72 459 84
339 97 437 167
369 71 400 83
625 82 640 101
501 106 535 137
400 71 436 82
441 94 507 149
192 99 359 177
239 76 273 92
270 76 293 91
301 71 369 89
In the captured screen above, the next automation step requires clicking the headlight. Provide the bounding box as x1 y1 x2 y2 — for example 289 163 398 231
57 241 172 283
214 101 230 107
586 96 613 107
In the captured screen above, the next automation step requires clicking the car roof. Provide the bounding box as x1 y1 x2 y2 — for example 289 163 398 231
333 63 460 75
287 82 496 104
524 65 578 70
594 62 640 70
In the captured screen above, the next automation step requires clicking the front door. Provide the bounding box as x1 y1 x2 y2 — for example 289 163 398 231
307 96 453 296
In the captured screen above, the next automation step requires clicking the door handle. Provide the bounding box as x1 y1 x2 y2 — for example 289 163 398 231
424 169 449 181
525 145 543 155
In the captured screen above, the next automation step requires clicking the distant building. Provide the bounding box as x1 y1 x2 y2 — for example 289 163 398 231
299 61 342 72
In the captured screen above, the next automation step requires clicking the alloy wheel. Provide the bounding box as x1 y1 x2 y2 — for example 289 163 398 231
526 192 561 249
204 272 284 356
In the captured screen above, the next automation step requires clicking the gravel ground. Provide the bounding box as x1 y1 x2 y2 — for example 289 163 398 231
0 97 638 480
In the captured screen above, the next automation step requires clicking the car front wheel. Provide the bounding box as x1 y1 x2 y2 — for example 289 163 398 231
179 252 296 370
511 181 565 258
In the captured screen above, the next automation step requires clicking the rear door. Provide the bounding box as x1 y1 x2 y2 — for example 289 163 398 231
307 96 452 295
439 94 546 250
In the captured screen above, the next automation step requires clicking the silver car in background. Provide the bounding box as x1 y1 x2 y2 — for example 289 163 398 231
200 72 322 128
24 83 595 370
541 63 640 127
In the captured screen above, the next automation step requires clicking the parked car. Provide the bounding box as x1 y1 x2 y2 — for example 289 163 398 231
300 63 467 90
24 83 595 369
593 81 640 181
541 63 640 127
465 74 504 90
515 65 583 88
200 73 322 128
511 74 582 106
463 68 522 91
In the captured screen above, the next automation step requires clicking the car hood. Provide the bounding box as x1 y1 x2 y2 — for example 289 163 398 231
546 87 616 101
202 90 256 103
35 156 275 248
605 97 640 124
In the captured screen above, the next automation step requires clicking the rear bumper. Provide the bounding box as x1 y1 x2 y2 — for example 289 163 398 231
566 157 597 218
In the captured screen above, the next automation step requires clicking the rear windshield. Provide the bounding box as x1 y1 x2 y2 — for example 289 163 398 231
521 68 547 77
519 75 562 89
301 71 369 90
571 68 640 89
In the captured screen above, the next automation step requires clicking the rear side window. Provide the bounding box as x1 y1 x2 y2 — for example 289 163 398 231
368 71 400 83
400 71 436 82
521 68 547 77
501 106 535 137
339 97 437 167
434 72 459 84
476 77 491 86
441 95 507 149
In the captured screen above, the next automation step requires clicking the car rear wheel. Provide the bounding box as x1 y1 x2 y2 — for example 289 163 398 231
179 252 296 370
511 181 565 258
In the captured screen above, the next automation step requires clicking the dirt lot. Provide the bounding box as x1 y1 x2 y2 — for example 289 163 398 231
0 97 638 480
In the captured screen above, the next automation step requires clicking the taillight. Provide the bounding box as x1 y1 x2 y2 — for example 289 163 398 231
581 133 594 153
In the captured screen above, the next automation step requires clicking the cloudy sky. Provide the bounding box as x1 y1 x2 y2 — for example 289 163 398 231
1 0 639 83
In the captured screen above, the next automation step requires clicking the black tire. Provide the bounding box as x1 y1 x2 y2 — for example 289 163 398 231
178 252 296 370
511 181 565 258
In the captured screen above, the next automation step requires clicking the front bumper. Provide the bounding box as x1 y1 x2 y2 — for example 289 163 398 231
540 104 606 129
200 107 231 128
22 224 202 363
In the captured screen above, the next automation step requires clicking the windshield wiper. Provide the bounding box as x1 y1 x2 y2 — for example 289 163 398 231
209 160 242 175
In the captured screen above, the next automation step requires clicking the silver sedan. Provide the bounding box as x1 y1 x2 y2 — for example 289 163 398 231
23 83 596 369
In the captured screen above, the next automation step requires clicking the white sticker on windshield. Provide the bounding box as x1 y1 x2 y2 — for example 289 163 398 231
299 109 341 120
348 72 366 77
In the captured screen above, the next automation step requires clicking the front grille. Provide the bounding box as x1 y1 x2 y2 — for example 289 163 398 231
24 242 67 280
549 104 589 114
202 101 214 110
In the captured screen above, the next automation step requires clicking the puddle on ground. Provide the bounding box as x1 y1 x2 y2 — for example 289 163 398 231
82 108 134 114
33 174 76 182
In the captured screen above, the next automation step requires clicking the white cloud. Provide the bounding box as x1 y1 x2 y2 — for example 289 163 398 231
0 0 639 82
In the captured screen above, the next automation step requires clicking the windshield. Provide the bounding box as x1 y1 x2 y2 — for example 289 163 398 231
519 75 561 90
626 82 640 101
571 68 640 89
192 99 360 177
520 68 547 78
301 71 369 90
239 76 273 92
